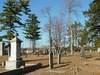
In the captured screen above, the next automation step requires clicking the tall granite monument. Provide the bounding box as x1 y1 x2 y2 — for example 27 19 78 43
5 37 22 70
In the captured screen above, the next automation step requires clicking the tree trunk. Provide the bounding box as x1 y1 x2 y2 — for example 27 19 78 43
70 29 73 54
57 51 61 64
80 46 85 58
49 28 52 52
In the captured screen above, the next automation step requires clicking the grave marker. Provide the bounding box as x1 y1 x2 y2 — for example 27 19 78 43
0 41 4 56
5 37 22 70
49 51 53 69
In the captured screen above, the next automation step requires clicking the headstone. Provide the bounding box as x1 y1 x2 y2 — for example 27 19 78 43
0 42 4 56
49 51 53 69
57 53 61 64
97 48 100 52
5 37 22 70
80 46 85 58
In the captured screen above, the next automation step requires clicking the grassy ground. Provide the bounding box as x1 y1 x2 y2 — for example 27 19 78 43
23 52 100 75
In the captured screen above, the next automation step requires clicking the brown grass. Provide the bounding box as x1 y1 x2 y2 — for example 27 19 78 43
23 52 100 75
0 52 99 75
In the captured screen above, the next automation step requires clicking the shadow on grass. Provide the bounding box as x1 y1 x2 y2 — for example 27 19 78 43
54 61 71 69
82 54 93 59
54 63 69 69
85 56 93 59
41 61 71 69
24 58 49 62
22 61 71 74
0 63 42 75
61 61 71 64
24 57 57 62
23 63 42 74
95 58 100 60
41 62 57 68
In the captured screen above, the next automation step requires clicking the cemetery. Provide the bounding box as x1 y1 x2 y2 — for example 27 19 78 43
0 35 99 75
0 36 100 75
0 0 100 75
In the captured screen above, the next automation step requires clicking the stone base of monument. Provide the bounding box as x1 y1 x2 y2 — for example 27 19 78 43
97 48 100 52
0 63 42 75
5 57 23 70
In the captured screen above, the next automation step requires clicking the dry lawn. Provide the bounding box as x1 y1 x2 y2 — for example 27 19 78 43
23 52 100 75
0 52 99 75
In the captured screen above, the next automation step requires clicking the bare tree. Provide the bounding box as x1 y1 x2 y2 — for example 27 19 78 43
63 0 81 54
72 22 82 48
51 15 66 64
42 6 53 52
42 6 53 69
52 15 65 52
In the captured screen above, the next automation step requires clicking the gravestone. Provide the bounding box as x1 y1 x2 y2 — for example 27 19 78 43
5 37 22 70
97 48 100 52
49 51 53 69
57 53 61 64
0 41 4 56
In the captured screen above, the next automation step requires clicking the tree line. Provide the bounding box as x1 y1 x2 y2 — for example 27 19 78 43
0 0 99 53
43 0 100 53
